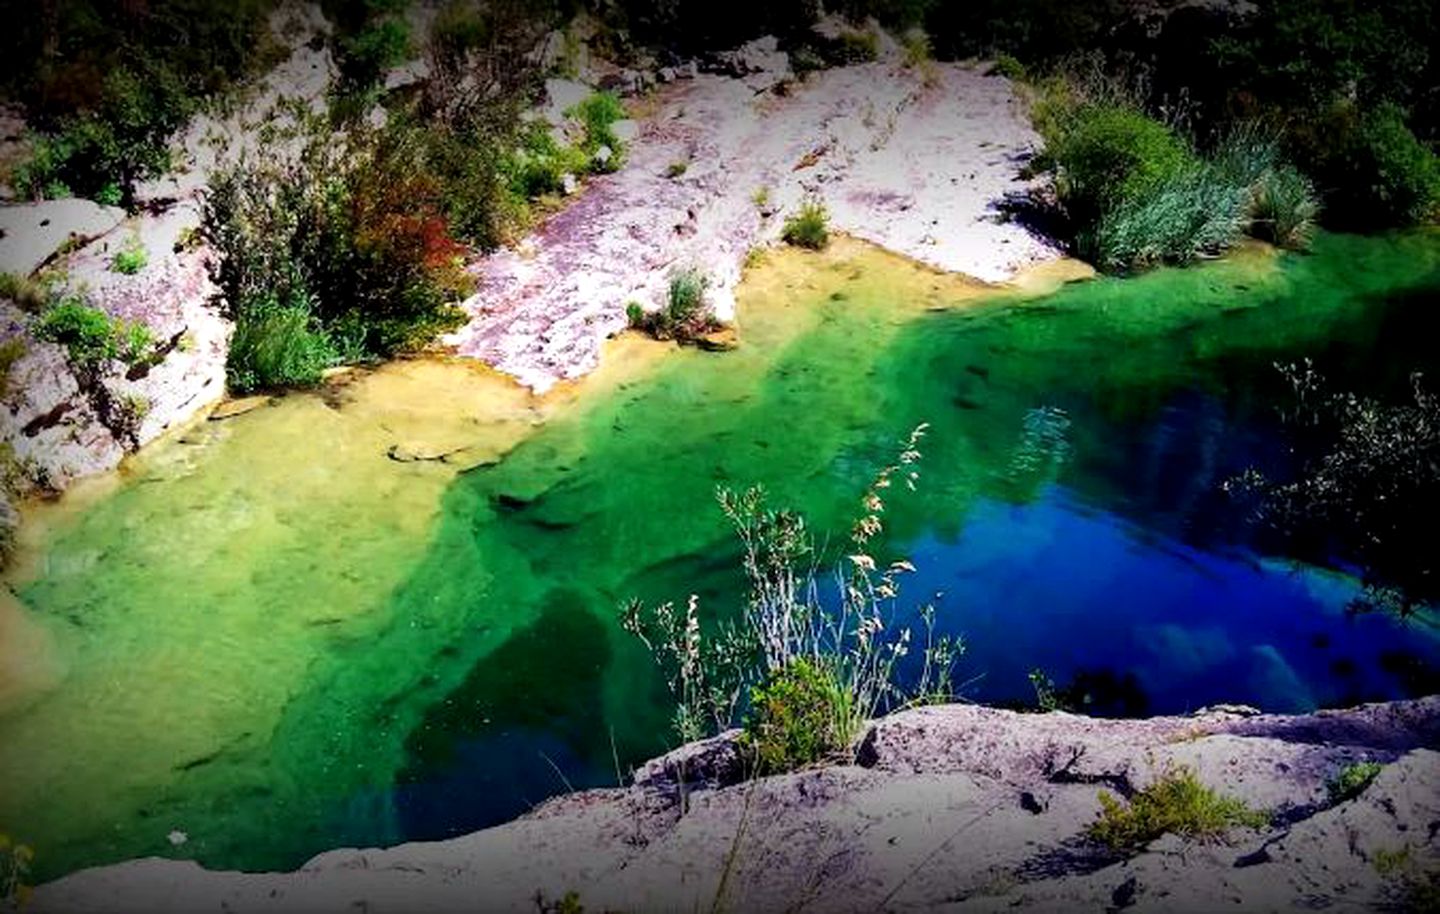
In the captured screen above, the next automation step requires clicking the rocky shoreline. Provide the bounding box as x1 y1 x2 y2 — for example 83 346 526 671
1 15 1060 495
32 697 1440 912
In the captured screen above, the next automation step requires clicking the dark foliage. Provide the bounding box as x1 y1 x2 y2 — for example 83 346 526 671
0 0 279 204
1230 363 1440 618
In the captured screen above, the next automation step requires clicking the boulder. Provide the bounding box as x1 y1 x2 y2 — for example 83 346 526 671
0 199 126 277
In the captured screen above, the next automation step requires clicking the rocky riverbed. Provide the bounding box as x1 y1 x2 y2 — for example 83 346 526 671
32 698 1440 913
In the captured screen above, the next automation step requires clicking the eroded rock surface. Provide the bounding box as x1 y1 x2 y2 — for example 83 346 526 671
446 58 1060 392
34 698 1440 913
0 6 336 493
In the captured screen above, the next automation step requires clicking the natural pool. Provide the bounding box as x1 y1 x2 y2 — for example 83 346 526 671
3 232 1439 881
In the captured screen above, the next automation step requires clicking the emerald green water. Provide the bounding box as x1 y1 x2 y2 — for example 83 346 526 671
4 232 1440 881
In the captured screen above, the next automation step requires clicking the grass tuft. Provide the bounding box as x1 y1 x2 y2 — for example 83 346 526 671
110 233 149 275
781 197 830 250
1089 766 1269 851
1327 760 1384 804
226 295 335 393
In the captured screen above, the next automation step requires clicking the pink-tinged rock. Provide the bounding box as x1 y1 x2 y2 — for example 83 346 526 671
446 63 1061 394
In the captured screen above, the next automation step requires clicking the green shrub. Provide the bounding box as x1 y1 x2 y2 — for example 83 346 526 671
325 0 413 97
742 658 851 774
625 268 719 342
566 92 627 172
34 298 153 368
1049 104 1193 226
338 19 411 90
94 182 124 207
1091 162 1248 270
1349 105 1440 226
1089 766 1269 851
110 234 149 275
227 296 335 393
3 0 276 202
625 300 645 328
13 64 191 205
666 160 689 179
667 267 708 321
990 53 1026 81
781 197 830 250
204 119 472 367
1249 164 1319 249
504 122 589 199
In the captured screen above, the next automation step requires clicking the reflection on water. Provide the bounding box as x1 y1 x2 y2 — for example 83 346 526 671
3 232 1440 880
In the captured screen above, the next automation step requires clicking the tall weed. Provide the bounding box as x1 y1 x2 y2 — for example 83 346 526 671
621 425 962 767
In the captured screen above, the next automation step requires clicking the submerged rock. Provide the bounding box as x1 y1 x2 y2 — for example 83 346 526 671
208 396 272 421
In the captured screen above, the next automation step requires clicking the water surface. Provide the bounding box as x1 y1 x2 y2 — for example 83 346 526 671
4 232 1439 880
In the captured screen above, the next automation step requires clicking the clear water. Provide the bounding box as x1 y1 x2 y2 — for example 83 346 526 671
3 232 1439 881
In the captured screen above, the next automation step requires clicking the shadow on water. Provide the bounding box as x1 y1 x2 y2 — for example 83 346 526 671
393 588 615 839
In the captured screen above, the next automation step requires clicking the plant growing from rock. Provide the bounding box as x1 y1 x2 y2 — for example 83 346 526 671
566 92 628 174
33 297 157 450
742 658 851 774
626 267 721 343
621 424 962 770
34 298 153 370
781 197 830 250
0 338 24 400
1327 760 1384 804
1089 765 1268 851
0 274 51 314
110 233 149 275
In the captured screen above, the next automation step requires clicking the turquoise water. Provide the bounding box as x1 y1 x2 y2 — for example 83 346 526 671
4 232 1440 880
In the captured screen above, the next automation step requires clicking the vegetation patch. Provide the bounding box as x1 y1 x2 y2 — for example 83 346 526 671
0 274 50 314
565 91 627 174
4 0 279 206
204 115 472 388
109 233 149 276
621 425 961 767
626 267 720 342
1089 766 1269 851
225 294 337 393
1034 86 1321 271
1327 760 1384 804
34 298 153 369
742 658 852 774
1228 365 1440 617
781 198 831 250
